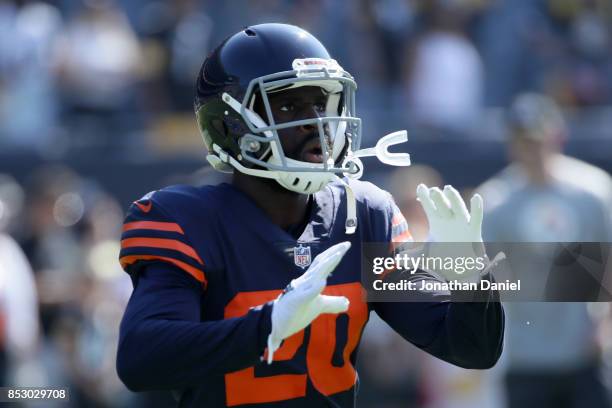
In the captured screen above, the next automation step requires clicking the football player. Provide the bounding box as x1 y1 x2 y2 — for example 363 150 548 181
116 23 504 407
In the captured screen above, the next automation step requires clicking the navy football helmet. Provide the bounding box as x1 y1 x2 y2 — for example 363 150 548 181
195 23 361 194
195 23 411 233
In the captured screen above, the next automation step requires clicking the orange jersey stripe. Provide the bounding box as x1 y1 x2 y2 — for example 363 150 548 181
121 237 204 265
392 230 412 243
122 221 184 234
392 214 406 227
120 255 207 285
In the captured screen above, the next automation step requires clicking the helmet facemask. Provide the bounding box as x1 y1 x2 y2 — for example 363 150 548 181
218 58 362 194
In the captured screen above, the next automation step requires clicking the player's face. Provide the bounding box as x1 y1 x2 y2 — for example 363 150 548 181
254 86 332 163
509 132 557 168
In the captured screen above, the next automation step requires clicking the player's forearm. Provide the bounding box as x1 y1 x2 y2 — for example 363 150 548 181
374 272 504 369
426 282 504 369
116 264 272 391
117 306 272 391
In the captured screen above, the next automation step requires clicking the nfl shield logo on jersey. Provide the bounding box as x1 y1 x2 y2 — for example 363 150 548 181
293 245 312 269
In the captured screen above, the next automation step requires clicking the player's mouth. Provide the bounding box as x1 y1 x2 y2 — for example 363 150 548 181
301 139 324 163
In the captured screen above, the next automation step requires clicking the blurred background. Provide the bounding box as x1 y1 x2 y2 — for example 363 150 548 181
1 0 612 406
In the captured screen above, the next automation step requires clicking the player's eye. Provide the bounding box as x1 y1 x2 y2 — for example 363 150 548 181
313 102 326 113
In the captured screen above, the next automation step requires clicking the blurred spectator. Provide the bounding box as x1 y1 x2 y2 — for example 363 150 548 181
357 314 423 408
0 174 41 388
18 164 139 405
363 0 416 87
167 0 213 110
477 0 612 107
21 165 86 286
0 173 24 235
0 1 62 149
478 93 612 408
130 0 214 113
475 0 548 107
545 0 612 106
19 165 95 398
55 0 145 146
420 356 504 408
405 0 484 132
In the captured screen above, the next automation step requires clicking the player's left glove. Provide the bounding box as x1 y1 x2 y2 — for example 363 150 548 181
416 184 486 282
266 241 351 364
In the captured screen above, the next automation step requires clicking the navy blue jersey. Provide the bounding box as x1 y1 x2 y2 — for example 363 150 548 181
117 180 503 407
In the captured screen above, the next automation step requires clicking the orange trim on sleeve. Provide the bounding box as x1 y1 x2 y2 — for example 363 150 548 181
392 230 412 243
121 237 204 265
392 214 406 226
120 254 207 285
122 221 185 234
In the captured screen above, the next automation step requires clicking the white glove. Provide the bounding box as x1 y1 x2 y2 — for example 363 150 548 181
416 184 486 281
417 184 483 243
266 241 351 364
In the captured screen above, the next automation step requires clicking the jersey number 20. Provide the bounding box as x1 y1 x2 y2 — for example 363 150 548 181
224 282 368 406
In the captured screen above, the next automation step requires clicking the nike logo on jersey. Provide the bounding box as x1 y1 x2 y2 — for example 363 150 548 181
134 200 152 213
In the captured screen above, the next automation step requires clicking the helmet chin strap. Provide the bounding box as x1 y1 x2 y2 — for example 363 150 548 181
334 176 357 234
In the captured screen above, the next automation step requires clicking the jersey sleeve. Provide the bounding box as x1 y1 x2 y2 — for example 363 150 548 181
119 192 207 286
389 201 413 245
372 288 504 369
117 262 273 392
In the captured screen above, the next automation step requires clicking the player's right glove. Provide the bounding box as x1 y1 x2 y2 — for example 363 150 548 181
266 241 351 364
